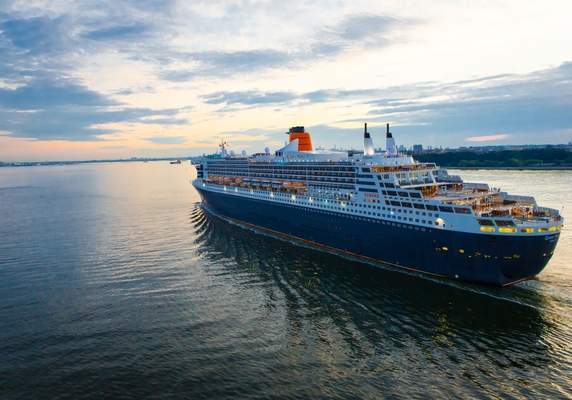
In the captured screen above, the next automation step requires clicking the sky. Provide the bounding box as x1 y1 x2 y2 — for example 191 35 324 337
0 0 571 162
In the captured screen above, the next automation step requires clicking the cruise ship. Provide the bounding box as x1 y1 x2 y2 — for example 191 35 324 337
191 124 563 286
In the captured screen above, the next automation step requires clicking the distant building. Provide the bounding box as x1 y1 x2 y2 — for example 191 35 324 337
413 144 423 151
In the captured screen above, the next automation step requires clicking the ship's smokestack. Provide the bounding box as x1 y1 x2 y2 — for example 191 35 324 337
363 123 374 156
386 123 397 156
287 126 313 151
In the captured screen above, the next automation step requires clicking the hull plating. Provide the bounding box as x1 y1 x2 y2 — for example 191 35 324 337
195 186 559 286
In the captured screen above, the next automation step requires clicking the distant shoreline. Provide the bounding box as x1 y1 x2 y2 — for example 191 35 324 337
3 162 571 171
451 166 572 171
0 158 199 167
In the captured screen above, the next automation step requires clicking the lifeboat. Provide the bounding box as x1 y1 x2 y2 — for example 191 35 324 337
242 178 252 186
292 182 306 188
271 180 283 188
251 179 261 187
261 180 272 187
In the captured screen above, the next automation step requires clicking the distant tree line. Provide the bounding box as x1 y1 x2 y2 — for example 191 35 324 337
413 147 572 168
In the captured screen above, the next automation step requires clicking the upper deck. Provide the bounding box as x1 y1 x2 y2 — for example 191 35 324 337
193 124 563 232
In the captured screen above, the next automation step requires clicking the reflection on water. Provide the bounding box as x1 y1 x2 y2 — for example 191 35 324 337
0 164 571 398
192 205 572 398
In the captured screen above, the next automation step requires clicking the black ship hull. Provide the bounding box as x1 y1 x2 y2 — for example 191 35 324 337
195 187 560 286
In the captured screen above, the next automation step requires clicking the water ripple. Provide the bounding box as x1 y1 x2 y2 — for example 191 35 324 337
1 164 571 399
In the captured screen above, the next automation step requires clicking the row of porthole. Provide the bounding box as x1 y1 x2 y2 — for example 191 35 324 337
437 247 525 259
480 226 561 233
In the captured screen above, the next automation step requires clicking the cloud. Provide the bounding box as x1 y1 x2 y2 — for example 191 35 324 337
196 63 571 144
151 13 417 80
362 62 572 139
100 145 131 150
142 136 188 145
0 78 190 141
82 23 150 41
0 16 70 55
200 90 296 105
313 14 412 53
200 88 382 108
0 80 118 110
0 2 569 153
467 135 508 142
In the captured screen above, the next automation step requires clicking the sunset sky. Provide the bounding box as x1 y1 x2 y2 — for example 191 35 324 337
1 1 571 161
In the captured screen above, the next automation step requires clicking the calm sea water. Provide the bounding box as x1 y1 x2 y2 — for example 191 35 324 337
0 163 571 399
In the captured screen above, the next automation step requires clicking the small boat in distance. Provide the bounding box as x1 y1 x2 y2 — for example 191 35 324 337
170 160 182 164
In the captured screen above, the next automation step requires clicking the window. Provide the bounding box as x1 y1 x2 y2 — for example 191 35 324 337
495 220 516 227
